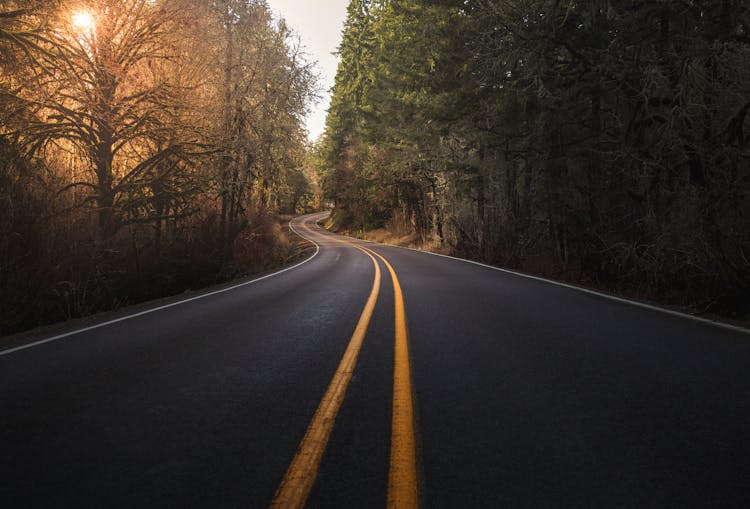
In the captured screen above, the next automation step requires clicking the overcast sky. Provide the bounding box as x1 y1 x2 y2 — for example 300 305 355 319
266 0 349 143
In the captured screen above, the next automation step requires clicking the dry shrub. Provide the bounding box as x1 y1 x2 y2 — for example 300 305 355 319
232 204 298 273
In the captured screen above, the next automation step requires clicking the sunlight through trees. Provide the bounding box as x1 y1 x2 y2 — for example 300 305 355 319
0 0 318 334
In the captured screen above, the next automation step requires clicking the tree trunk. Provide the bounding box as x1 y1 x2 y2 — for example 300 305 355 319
95 131 116 240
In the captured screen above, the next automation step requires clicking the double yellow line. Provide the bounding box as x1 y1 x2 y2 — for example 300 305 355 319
270 226 419 509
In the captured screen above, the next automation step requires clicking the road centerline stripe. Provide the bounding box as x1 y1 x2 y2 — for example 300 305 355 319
269 245 381 509
362 247 419 509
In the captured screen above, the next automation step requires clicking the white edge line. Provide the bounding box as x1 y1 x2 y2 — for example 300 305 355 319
0 217 322 357
341 232 750 336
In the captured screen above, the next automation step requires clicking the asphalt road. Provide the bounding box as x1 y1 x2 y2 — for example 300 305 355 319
2 212 749 508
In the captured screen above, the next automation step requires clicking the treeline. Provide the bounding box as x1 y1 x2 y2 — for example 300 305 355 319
0 0 317 335
318 0 750 318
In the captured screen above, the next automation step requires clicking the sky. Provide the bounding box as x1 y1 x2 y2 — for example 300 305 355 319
266 0 350 143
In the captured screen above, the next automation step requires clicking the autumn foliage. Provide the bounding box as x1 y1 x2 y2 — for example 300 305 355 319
0 0 317 335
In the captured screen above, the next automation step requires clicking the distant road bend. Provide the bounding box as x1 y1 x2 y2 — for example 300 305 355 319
1 212 749 508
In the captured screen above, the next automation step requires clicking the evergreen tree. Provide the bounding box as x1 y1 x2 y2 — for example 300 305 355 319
318 0 750 317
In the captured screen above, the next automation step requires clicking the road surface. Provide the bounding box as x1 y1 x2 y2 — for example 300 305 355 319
1 212 749 508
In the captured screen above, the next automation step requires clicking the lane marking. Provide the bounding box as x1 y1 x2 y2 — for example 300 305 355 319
286 219 422 506
0 214 326 357
324 226 749 336
397 247 750 335
362 247 419 509
269 246 381 509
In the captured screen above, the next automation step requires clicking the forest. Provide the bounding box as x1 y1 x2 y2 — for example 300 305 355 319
318 0 750 320
0 0 317 335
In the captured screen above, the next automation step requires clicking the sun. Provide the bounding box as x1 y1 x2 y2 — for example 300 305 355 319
72 11 94 31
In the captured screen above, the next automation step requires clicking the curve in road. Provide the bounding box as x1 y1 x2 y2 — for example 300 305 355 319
2 212 749 508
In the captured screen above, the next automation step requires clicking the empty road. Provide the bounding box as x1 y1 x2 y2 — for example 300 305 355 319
2 212 749 508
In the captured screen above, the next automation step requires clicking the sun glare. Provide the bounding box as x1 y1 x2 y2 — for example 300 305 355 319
72 11 94 31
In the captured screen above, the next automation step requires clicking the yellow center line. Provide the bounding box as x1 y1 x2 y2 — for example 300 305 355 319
275 221 420 508
269 240 381 509
360 246 419 509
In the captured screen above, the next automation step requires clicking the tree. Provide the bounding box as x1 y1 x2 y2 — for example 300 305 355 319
2 0 209 240
320 0 750 315
0 0 319 333
210 0 316 245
